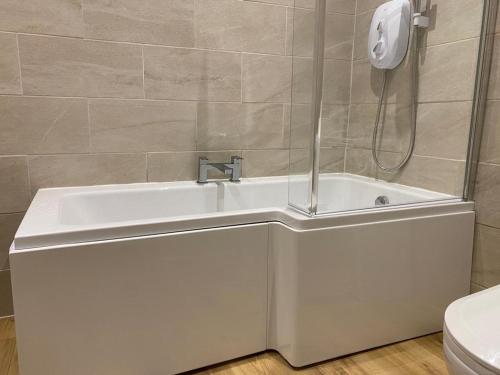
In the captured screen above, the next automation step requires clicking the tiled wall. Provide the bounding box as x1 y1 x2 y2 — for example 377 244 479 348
0 0 493 315
0 1 356 316
472 5 500 293
343 0 482 196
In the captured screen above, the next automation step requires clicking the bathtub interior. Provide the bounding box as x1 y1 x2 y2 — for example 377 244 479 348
58 173 453 227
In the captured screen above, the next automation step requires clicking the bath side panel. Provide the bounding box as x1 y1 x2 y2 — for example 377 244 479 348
269 212 475 367
11 224 269 375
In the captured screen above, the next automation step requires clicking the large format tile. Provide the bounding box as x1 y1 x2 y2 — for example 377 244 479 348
291 9 354 60
320 147 345 173
0 33 21 95
197 103 288 151
292 58 351 105
0 270 13 317
356 0 386 13
0 0 84 37
414 101 471 160
353 10 374 61
488 36 500 99
195 0 286 55
0 157 29 214
242 149 289 177
0 213 23 270
148 151 241 182
321 104 349 147
350 59 411 105
480 100 500 163
425 0 482 46
475 163 500 227
89 99 196 153
196 103 243 151
393 155 466 196
0 96 89 154
243 54 292 103
345 148 465 196
144 46 241 101
28 154 147 194
241 103 288 149
84 0 194 46
293 0 356 14
19 35 143 98
472 224 500 288
418 39 479 102
348 103 411 152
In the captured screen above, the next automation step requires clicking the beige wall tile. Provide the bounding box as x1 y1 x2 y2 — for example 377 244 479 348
419 39 479 102
292 58 351 104
195 0 286 55
0 33 21 95
243 54 292 103
475 163 500 228
19 35 143 98
196 103 243 151
480 100 500 163
28 154 147 194
197 103 287 151
425 0 482 46
348 103 411 152
320 147 345 173
289 103 311 148
0 270 13 317
393 155 465 196
487 36 500 99
322 59 352 104
144 46 241 101
345 147 377 177
291 57 313 104
0 0 84 37
242 149 289 177
293 0 356 14
241 103 288 149
247 0 292 6
415 101 472 160
350 59 411 104
0 96 89 154
291 9 354 60
353 10 374 61
83 0 195 46
89 99 196 153
345 148 465 196
472 224 500 288
0 213 23 270
321 104 349 147
0 157 30 214
289 147 310 175
148 151 242 182
356 0 386 13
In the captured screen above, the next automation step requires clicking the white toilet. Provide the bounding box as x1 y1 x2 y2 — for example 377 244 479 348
444 284 500 375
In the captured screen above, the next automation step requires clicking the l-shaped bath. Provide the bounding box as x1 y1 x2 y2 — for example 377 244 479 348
10 174 474 374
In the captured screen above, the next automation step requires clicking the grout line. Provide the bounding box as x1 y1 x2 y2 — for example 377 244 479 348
141 46 146 99
15 34 23 95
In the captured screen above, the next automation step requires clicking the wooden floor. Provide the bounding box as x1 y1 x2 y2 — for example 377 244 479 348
0 317 448 374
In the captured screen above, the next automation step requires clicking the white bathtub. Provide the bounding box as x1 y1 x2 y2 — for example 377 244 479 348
10 173 475 375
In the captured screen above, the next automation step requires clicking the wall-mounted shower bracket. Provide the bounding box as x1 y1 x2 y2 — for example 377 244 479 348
413 0 430 28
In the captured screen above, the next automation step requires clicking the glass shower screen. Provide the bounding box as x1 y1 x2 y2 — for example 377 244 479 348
288 0 488 215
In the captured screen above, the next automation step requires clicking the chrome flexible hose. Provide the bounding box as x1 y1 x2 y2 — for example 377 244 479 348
372 1 419 173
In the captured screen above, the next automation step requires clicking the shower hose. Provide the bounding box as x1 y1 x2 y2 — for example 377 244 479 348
372 11 419 173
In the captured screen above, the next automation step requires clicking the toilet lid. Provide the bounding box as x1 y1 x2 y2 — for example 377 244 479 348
445 284 500 372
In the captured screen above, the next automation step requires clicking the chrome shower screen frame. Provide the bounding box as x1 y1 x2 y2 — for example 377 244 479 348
291 0 495 216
